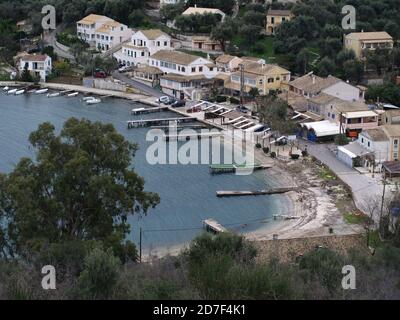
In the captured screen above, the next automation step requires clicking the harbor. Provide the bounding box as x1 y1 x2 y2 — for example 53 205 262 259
216 187 298 198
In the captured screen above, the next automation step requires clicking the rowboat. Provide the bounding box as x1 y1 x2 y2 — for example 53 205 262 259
2 86 9 91
82 96 95 101
7 89 18 94
15 89 25 95
35 88 48 94
67 92 79 97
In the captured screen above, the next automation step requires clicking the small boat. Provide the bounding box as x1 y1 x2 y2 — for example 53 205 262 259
27 89 37 94
82 96 95 101
35 88 49 94
47 92 60 98
7 89 18 94
67 92 79 97
3 86 9 91
86 98 101 105
15 89 25 95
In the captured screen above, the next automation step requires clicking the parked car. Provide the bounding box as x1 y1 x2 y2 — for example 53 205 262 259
158 96 170 104
165 98 177 105
236 105 250 113
118 65 130 73
94 68 107 78
171 100 186 108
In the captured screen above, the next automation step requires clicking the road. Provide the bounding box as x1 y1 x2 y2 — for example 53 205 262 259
112 71 168 98
42 29 76 62
298 141 383 221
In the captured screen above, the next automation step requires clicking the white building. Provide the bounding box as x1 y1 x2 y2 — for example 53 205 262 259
113 29 172 67
77 14 132 51
149 50 217 78
19 54 52 82
160 0 183 6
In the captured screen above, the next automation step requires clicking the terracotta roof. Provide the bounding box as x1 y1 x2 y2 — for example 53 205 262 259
361 128 388 141
215 54 239 64
267 9 292 16
345 31 393 41
150 50 204 65
333 101 370 113
382 125 400 137
78 14 111 24
289 74 341 94
182 7 225 16
138 29 169 40
278 91 308 112
20 54 49 62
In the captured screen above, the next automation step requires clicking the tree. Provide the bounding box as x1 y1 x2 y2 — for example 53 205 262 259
20 64 33 82
366 48 391 75
0 118 160 258
76 246 121 299
211 17 237 52
342 59 364 83
53 60 71 77
316 57 336 77
296 48 311 74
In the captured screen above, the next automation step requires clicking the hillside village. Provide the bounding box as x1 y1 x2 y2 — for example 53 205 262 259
1 0 400 300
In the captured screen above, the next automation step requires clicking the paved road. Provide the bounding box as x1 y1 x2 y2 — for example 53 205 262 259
112 71 168 98
43 29 76 62
298 140 383 221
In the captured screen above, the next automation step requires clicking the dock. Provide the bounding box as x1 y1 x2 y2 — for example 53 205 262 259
216 187 297 198
203 219 227 234
131 106 169 115
127 117 197 129
209 163 271 174
163 131 222 141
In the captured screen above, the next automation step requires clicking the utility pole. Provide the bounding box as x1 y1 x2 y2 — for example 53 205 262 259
380 169 387 225
139 227 142 263
339 112 343 135
239 63 244 106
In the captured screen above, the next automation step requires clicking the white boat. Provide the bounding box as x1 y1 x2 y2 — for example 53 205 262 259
15 89 25 95
35 88 48 94
7 89 18 94
3 86 9 91
27 89 37 94
82 96 95 101
47 92 60 98
86 98 101 105
67 92 79 97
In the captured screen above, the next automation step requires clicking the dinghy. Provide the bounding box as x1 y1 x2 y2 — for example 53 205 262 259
35 88 48 94
3 86 9 91
15 89 25 95
7 89 18 94
86 98 101 105
82 96 95 101
67 92 79 97
47 92 60 98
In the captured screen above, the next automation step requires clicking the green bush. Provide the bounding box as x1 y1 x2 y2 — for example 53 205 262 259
270 151 276 158
255 143 262 149
302 150 308 157
216 96 227 103
291 154 300 160
334 134 349 146
262 147 269 154
229 97 240 104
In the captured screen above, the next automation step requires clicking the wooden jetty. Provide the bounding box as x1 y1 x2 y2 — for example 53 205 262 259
216 187 297 198
273 214 301 221
163 131 222 141
127 117 196 129
203 219 227 234
131 106 168 115
209 163 271 175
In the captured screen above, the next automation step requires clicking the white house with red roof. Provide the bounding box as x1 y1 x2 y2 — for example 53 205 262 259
19 54 52 82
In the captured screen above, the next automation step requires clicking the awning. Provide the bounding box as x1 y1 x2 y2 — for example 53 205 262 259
300 120 340 137
338 142 372 159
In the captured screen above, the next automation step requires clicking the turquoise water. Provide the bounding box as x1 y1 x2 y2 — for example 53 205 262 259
0 92 290 251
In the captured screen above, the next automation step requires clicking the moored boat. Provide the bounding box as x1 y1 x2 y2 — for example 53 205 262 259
86 98 101 105
67 92 79 97
47 92 60 98
35 88 49 94
7 89 18 94
15 89 25 95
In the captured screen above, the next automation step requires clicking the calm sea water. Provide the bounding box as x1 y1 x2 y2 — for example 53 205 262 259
0 92 290 251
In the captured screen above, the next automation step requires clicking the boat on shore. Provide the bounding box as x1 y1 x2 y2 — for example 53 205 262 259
2 86 9 91
35 88 48 94
15 89 25 95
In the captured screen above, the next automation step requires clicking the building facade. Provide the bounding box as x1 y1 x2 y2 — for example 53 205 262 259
344 31 394 59
19 54 52 82
266 10 292 35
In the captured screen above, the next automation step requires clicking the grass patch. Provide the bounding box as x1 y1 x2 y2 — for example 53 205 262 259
317 166 337 181
343 212 367 224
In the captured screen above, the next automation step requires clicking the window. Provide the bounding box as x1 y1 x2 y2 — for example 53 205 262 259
361 138 364 143
141 52 144 57
368 142 370 147
164 41 168 46
157 41 160 46
332 114 335 119
199 67 203 72
268 78 274 83
271 17 275 24
259 79 263 85
182 67 185 72
192 67 196 72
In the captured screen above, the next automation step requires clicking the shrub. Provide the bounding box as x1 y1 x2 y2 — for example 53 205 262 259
334 134 349 146
291 154 300 160
216 96 227 103
229 97 240 104
270 152 276 158
255 143 262 149
262 147 269 154
302 150 308 157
